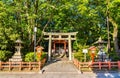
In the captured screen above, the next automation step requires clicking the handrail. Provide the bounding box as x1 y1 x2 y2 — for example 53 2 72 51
73 59 120 71
0 59 46 71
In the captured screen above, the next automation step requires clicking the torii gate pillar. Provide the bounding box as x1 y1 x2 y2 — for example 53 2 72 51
68 35 72 60
48 35 52 61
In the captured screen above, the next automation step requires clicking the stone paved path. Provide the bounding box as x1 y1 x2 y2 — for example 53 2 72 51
1 72 120 78
42 61 79 73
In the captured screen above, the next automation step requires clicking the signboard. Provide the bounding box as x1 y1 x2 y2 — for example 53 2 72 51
82 49 88 53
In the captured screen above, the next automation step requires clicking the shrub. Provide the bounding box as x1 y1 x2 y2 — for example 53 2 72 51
109 51 120 61
73 44 90 62
25 52 47 62
25 52 35 62
74 51 84 62
0 50 11 61
74 51 91 62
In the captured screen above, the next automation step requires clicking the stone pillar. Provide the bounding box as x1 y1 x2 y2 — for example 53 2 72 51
68 35 72 61
48 35 52 61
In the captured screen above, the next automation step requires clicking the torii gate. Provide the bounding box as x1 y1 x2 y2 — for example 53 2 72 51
43 32 78 61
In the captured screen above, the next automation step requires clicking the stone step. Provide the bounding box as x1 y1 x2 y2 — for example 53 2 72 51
14 52 21 55
9 58 22 62
9 51 22 62
12 56 22 58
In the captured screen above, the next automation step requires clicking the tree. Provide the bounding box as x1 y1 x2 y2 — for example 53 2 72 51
0 1 19 51
0 0 120 56
108 0 120 53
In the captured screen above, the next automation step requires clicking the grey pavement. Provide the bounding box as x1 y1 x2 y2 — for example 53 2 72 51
42 61 79 73
0 61 120 78
1 72 120 78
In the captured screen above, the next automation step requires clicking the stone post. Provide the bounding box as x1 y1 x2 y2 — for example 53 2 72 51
68 35 72 61
48 35 52 61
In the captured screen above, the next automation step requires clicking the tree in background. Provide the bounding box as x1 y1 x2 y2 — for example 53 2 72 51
0 0 120 61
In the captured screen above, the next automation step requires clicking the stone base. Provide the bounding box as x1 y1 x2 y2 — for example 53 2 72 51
9 52 22 62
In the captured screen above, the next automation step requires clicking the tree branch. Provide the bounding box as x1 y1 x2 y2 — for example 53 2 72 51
36 14 53 45
109 17 118 28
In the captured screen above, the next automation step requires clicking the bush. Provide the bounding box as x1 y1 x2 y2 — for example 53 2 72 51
25 52 47 62
73 44 90 62
74 51 84 62
25 52 35 62
0 50 11 61
74 51 91 62
109 52 120 61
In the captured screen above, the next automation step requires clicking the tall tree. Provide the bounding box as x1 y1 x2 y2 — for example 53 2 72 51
108 0 120 52
0 0 120 54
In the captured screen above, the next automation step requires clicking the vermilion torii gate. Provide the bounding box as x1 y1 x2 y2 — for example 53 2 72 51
43 32 78 61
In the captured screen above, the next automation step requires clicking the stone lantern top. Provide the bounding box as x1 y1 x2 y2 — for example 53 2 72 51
15 39 23 43
15 39 23 48
94 37 107 44
94 37 107 49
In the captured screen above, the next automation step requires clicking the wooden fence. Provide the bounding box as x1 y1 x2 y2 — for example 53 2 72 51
73 59 120 71
0 59 46 71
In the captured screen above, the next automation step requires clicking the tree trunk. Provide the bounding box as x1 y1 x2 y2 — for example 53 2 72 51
113 26 119 52
109 17 119 52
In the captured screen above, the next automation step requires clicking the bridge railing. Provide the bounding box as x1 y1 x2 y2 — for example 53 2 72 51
73 59 120 71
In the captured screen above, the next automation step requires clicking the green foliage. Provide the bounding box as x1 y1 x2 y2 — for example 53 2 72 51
25 52 35 62
0 0 119 59
74 51 91 62
109 52 120 61
73 41 89 52
74 51 84 62
73 44 90 62
25 52 47 62
0 50 11 61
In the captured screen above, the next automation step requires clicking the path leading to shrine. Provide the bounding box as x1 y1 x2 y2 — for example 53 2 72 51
42 61 79 73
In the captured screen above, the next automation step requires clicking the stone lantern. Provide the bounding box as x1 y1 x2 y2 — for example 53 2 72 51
94 37 107 62
9 39 23 62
